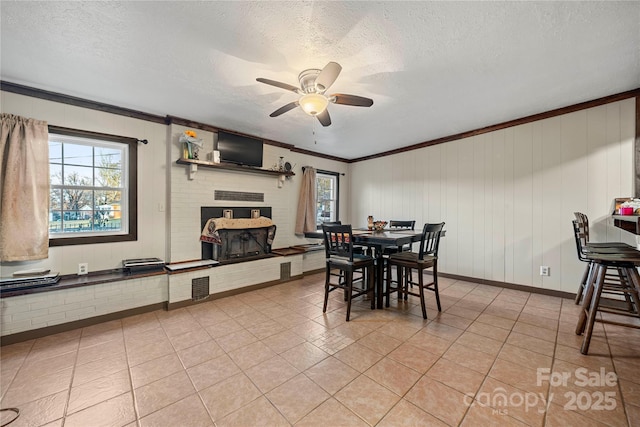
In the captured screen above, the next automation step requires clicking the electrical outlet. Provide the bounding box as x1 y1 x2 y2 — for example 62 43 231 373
540 266 550 276
78 263 89 275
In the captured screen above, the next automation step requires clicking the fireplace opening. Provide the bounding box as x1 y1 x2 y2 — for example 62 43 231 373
200 207 275 263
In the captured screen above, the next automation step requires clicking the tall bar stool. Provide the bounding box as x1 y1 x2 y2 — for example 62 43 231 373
571 220 640 354
321 224 375 321
573 212 637 305
385 222 445 319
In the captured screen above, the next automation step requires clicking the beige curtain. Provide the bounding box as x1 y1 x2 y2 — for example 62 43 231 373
295 167 317 235
0 114 49 261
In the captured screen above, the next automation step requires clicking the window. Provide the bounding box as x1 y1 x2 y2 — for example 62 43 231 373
316 171 339 229
48 126 137 246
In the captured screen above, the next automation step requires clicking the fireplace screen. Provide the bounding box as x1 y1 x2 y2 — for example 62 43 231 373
217 228 270 260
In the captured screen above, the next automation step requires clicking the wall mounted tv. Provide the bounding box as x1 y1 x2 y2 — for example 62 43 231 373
216 131 263 167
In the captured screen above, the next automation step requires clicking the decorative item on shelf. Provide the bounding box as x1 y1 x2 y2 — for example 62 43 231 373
367 215 374 230
373 220 387 231
179 130 203 160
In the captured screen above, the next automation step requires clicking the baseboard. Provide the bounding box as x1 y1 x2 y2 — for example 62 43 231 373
0 302 165 346
438 272 577 299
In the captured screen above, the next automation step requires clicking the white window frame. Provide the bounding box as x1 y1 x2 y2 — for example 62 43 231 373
316 171 339 229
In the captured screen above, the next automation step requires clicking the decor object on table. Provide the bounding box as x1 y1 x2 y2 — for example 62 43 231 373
367 216 374 230
179 130 203 159
373 220 388 231
256 62 374 127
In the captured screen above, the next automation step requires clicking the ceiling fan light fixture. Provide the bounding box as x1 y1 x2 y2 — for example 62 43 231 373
299 93 329 116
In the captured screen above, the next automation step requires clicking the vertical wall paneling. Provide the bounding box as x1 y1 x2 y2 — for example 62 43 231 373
512 124 534 286
443 141 459 274
350 99 636 292
530 122 544 288
606 102 624 244
491 130 506 282
560 111 588 293
503 127 515 284
457 137 475 277
472 134 487 279
540 117 563 289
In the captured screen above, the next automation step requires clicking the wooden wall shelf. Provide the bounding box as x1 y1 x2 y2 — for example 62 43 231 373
176 158 295 180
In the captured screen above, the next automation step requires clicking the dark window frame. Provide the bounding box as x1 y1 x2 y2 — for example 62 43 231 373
48 126 138 247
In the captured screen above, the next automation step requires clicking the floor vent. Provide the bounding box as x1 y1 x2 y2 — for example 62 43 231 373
280 262 291 281
214 190 264 202
192 276 210 301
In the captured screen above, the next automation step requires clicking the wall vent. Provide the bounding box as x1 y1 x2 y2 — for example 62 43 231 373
214 190 264 202
192 276 210 301
280 262 291 281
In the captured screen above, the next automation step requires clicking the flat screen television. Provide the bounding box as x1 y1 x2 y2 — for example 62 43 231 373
216 131 263 167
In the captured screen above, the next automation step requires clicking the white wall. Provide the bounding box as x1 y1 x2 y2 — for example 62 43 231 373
349 99 636 293
168 124 349 262
0 92 168 277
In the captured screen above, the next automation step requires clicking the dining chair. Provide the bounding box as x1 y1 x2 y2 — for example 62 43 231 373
383 220 416 295
385 222 445 319
321 224 375 321
571 220 640 354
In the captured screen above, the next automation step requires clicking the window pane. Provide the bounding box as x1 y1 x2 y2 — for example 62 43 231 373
95 147 121 168
63 188 93 211
316 174 338 227
49 211 62 232
63 143 93 166
49 141 62 164
50 188 62 210
50 164 62 185
95 167 122 187
64 165 93 186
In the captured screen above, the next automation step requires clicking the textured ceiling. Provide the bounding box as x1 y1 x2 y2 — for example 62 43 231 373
1 1 639 160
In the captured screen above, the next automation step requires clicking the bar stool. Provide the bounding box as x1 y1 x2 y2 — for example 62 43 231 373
573 212 637 305
321 224 375 321
571 220 640 354
383 220 416 297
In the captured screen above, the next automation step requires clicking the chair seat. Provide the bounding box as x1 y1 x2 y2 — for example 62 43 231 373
388 251 436 265
327 254 375 268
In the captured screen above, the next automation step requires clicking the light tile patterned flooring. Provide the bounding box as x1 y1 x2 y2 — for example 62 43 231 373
1 272 640 426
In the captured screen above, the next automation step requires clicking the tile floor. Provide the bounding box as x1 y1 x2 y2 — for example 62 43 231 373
1 273 640 426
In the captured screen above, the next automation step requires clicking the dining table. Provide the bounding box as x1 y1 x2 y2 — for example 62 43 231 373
305 228 426 309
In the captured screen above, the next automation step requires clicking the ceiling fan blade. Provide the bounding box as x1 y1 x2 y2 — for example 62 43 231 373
256 78 300 93
315 62 342 92
316 109 331 127
269 101 299 117
331 94 374 107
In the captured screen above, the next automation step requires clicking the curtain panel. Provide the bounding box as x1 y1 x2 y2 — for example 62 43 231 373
0 114 49 261
295 167 317 235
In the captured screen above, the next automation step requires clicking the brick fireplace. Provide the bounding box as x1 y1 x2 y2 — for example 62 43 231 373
200 207 275 263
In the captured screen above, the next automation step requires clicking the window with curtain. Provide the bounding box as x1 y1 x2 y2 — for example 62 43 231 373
48 127 137 246
316 171 339 229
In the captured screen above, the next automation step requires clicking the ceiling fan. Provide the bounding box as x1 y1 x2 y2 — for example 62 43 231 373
256 62 373 127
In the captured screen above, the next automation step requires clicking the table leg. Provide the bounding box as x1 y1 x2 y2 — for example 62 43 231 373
376 255 384 309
